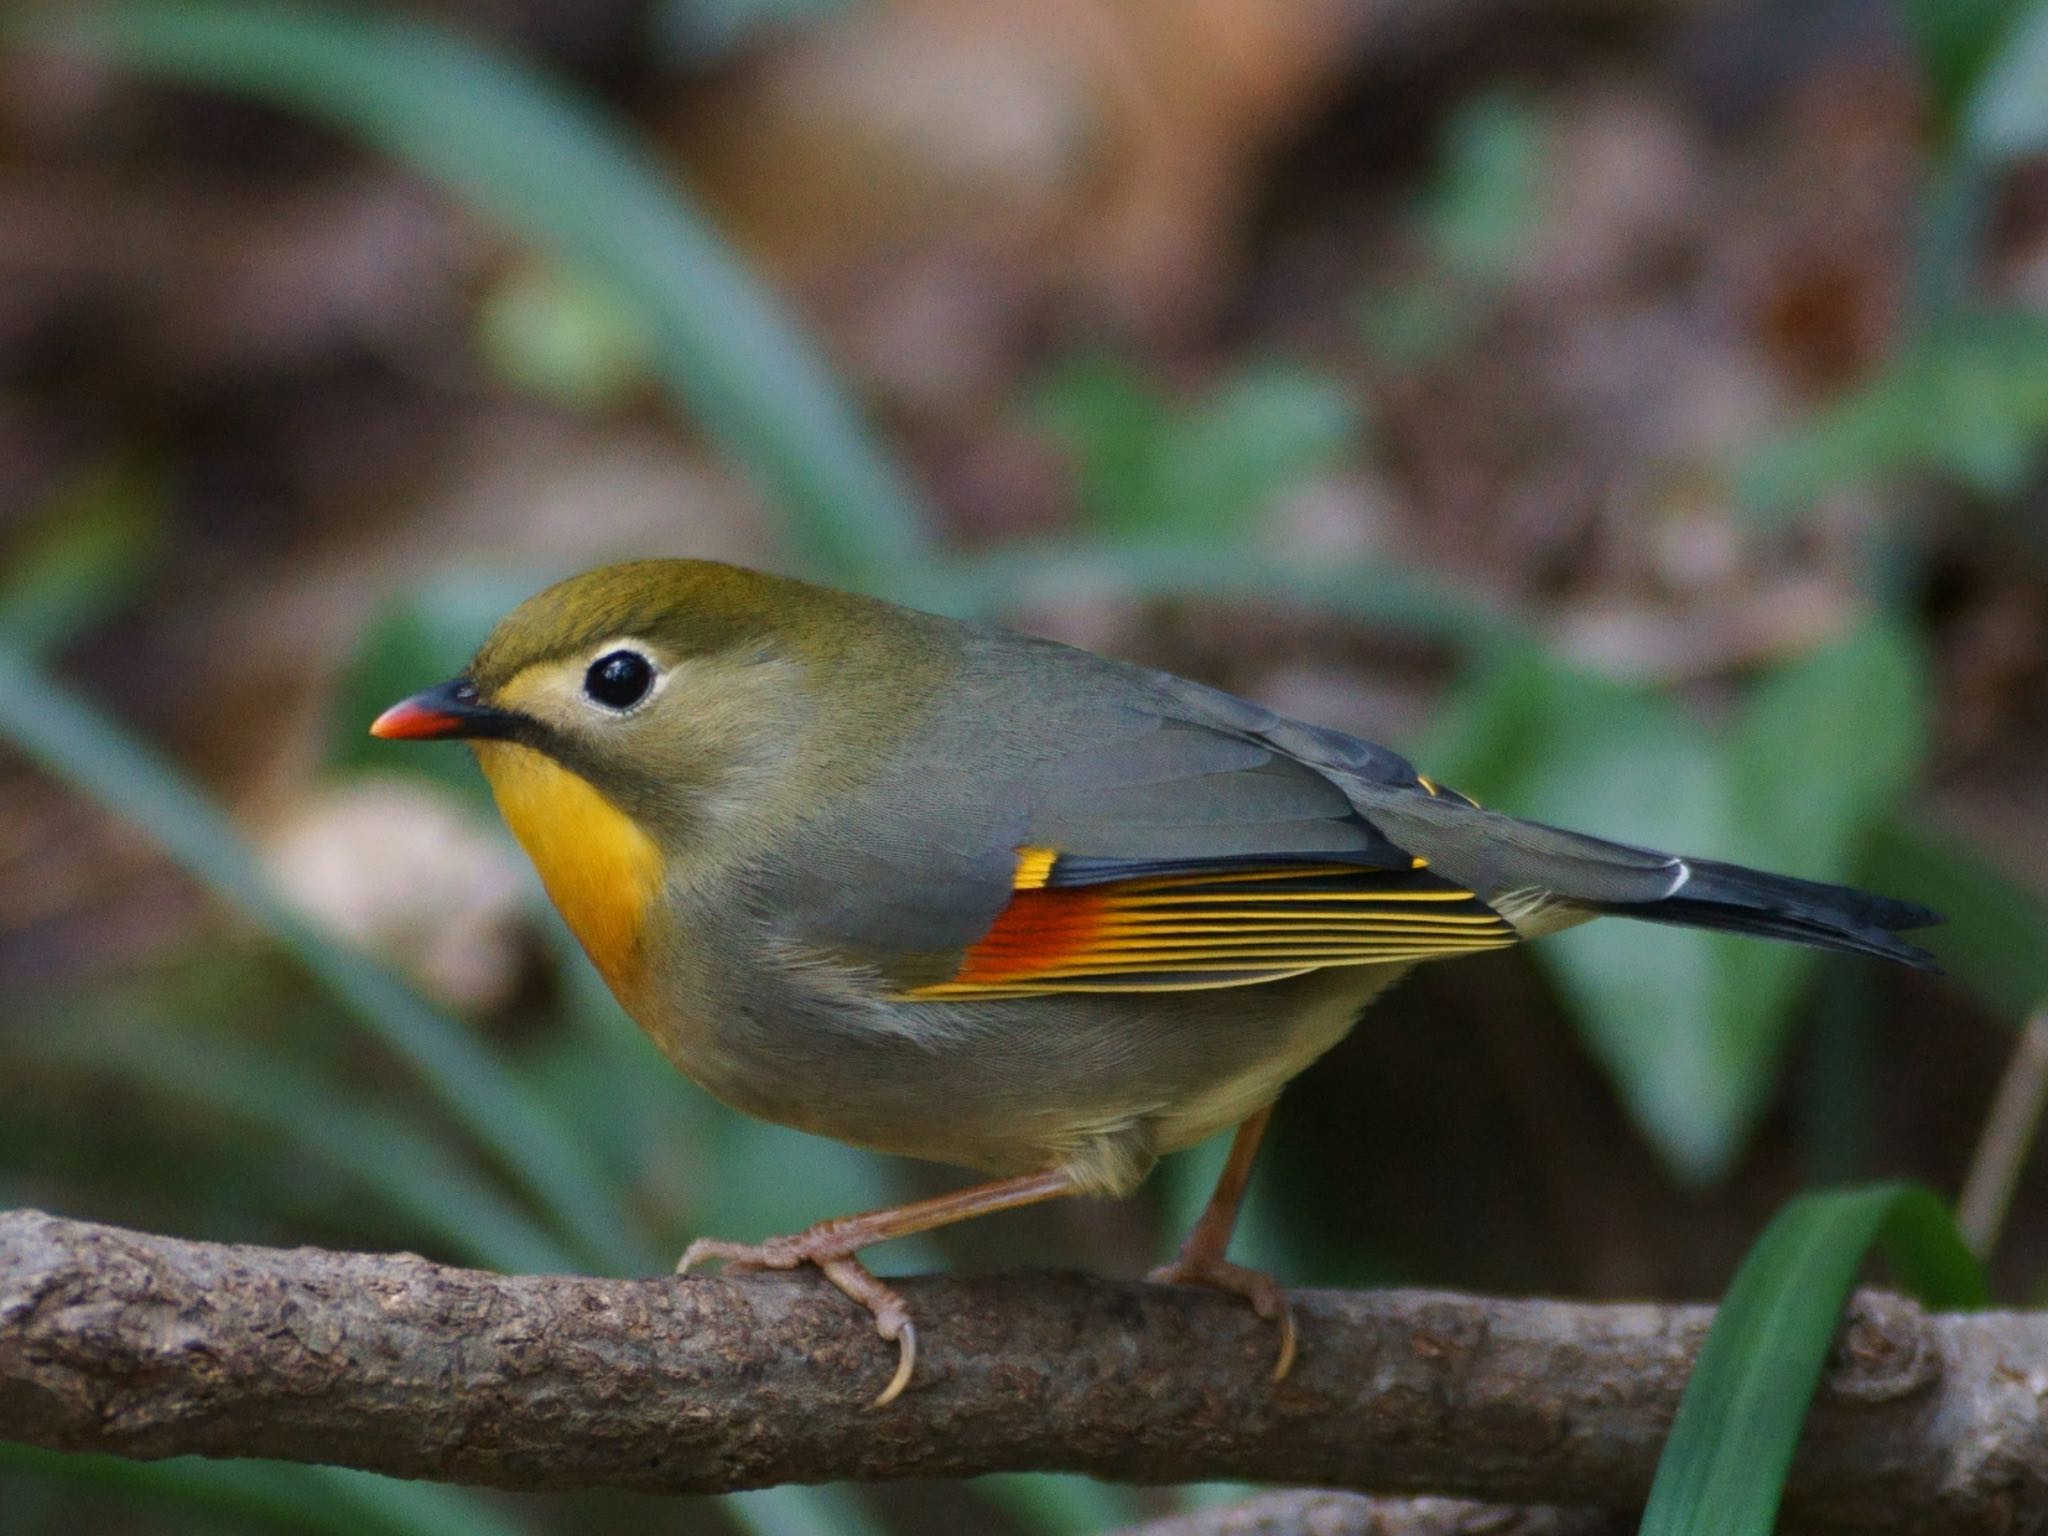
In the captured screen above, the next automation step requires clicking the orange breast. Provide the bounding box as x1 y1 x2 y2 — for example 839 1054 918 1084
472 742 665 997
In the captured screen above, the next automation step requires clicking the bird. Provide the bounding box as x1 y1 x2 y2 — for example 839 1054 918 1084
370 558 1941 1404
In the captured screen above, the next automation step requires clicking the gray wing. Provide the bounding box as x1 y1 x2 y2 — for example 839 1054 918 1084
759 620 1937 983
767 629 1445 977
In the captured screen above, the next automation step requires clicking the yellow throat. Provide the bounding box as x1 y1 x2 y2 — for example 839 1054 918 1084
472 741 664 996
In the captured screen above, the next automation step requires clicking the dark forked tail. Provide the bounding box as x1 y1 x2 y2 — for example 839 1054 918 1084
1361 789 1945 972
1607 857 1943 971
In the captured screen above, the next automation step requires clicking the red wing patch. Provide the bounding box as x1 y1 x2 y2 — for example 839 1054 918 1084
901 849 1516 1000
951 886 1117 984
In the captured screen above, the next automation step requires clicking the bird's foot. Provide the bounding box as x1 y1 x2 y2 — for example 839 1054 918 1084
1146 1249 1298 1381
678 1228 918 1407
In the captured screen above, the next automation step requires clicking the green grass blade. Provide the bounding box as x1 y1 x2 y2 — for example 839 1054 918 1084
1866 812 2048 1018
1960 0 2048 158
1897 0 2032 134
1639 1183 1985 1536
724 1486 892 1536
1873 1186 1993 1306
23 1021 578 1274
303 1467 531 1536
974 1473 1146 1535
14 0 937 591
0 458 165 660
0 1446 529 1536
0 642 646 1275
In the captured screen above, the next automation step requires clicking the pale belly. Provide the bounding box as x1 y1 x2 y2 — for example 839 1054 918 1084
1146 964 1406 1154
635 949 1412 1197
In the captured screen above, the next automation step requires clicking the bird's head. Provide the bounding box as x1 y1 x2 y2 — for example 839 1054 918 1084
370 559 913 984
370 559 858 834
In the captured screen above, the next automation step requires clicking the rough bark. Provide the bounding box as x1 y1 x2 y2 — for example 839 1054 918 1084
2 1210 2044 1531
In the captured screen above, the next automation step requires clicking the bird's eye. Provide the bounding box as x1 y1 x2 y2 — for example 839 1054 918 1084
583 650 655 711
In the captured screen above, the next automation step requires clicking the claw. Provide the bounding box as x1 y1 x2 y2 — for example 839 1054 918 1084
817 1255 919 1407
1266 1300 1298 1382
678 1234 923 1404
670 1167 1080 1406
1148 1253 1298 1382
873 1321 917 1408
677 1236 790 1277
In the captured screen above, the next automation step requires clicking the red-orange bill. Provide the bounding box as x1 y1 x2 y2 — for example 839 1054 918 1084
369 696 465 740
369 679 516 742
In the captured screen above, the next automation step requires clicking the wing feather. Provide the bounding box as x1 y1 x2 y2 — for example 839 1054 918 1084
897 851 1516 1000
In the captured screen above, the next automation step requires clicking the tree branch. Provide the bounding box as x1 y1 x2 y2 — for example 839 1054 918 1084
2 1210 2043 1531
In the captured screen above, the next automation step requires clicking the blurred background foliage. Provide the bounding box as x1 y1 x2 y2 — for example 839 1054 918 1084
1 0 2046 1531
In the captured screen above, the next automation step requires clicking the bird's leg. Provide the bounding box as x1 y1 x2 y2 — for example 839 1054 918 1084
1148 1104 1297 1380
678 1167 1078 1405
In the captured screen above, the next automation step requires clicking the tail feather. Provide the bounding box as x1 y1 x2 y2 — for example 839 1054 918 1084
1601 856 1943 972
1356 791 1943 972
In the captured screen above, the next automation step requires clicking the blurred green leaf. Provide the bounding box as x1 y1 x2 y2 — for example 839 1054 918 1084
975 1473 1144 1535
327 569 545 794
1173 1483 1267 1518
723 1485 891 1536
0 642 649 1275
526 917 724 1249
703 1117 942 1276
650 0 857 68
1163 366 1361 541
1639 1183 1983 1536
1352 90 1551 369
0 459 165 658
1967 0 2048 156
16 0 939 595
1901 0 2038 138
1741 311 2048 513
307 1467 532 1536
1797 976 1879 1183
1429 649 1732 1169
24 1019 578 1274
1699 628 1928 1131
1906 153 1998 325
1866 813 2048 1017
1354 281 1474 370
0 1446 530 1536
1733 625 1926 872
1425 627 1929 1180
1902 0 2048 322
1478 665 1739 1177
476 261 655 411
934 540 1520 649
1033 355 1174 535
1034 357 1360 545
1420 90 1552 284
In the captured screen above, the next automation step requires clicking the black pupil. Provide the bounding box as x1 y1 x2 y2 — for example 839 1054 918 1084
585 651 653 709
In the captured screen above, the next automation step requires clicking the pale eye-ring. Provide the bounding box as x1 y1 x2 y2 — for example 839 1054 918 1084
583 649 655 711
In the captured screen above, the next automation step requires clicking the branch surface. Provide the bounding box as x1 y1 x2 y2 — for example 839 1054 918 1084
2 1210 2044 1532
